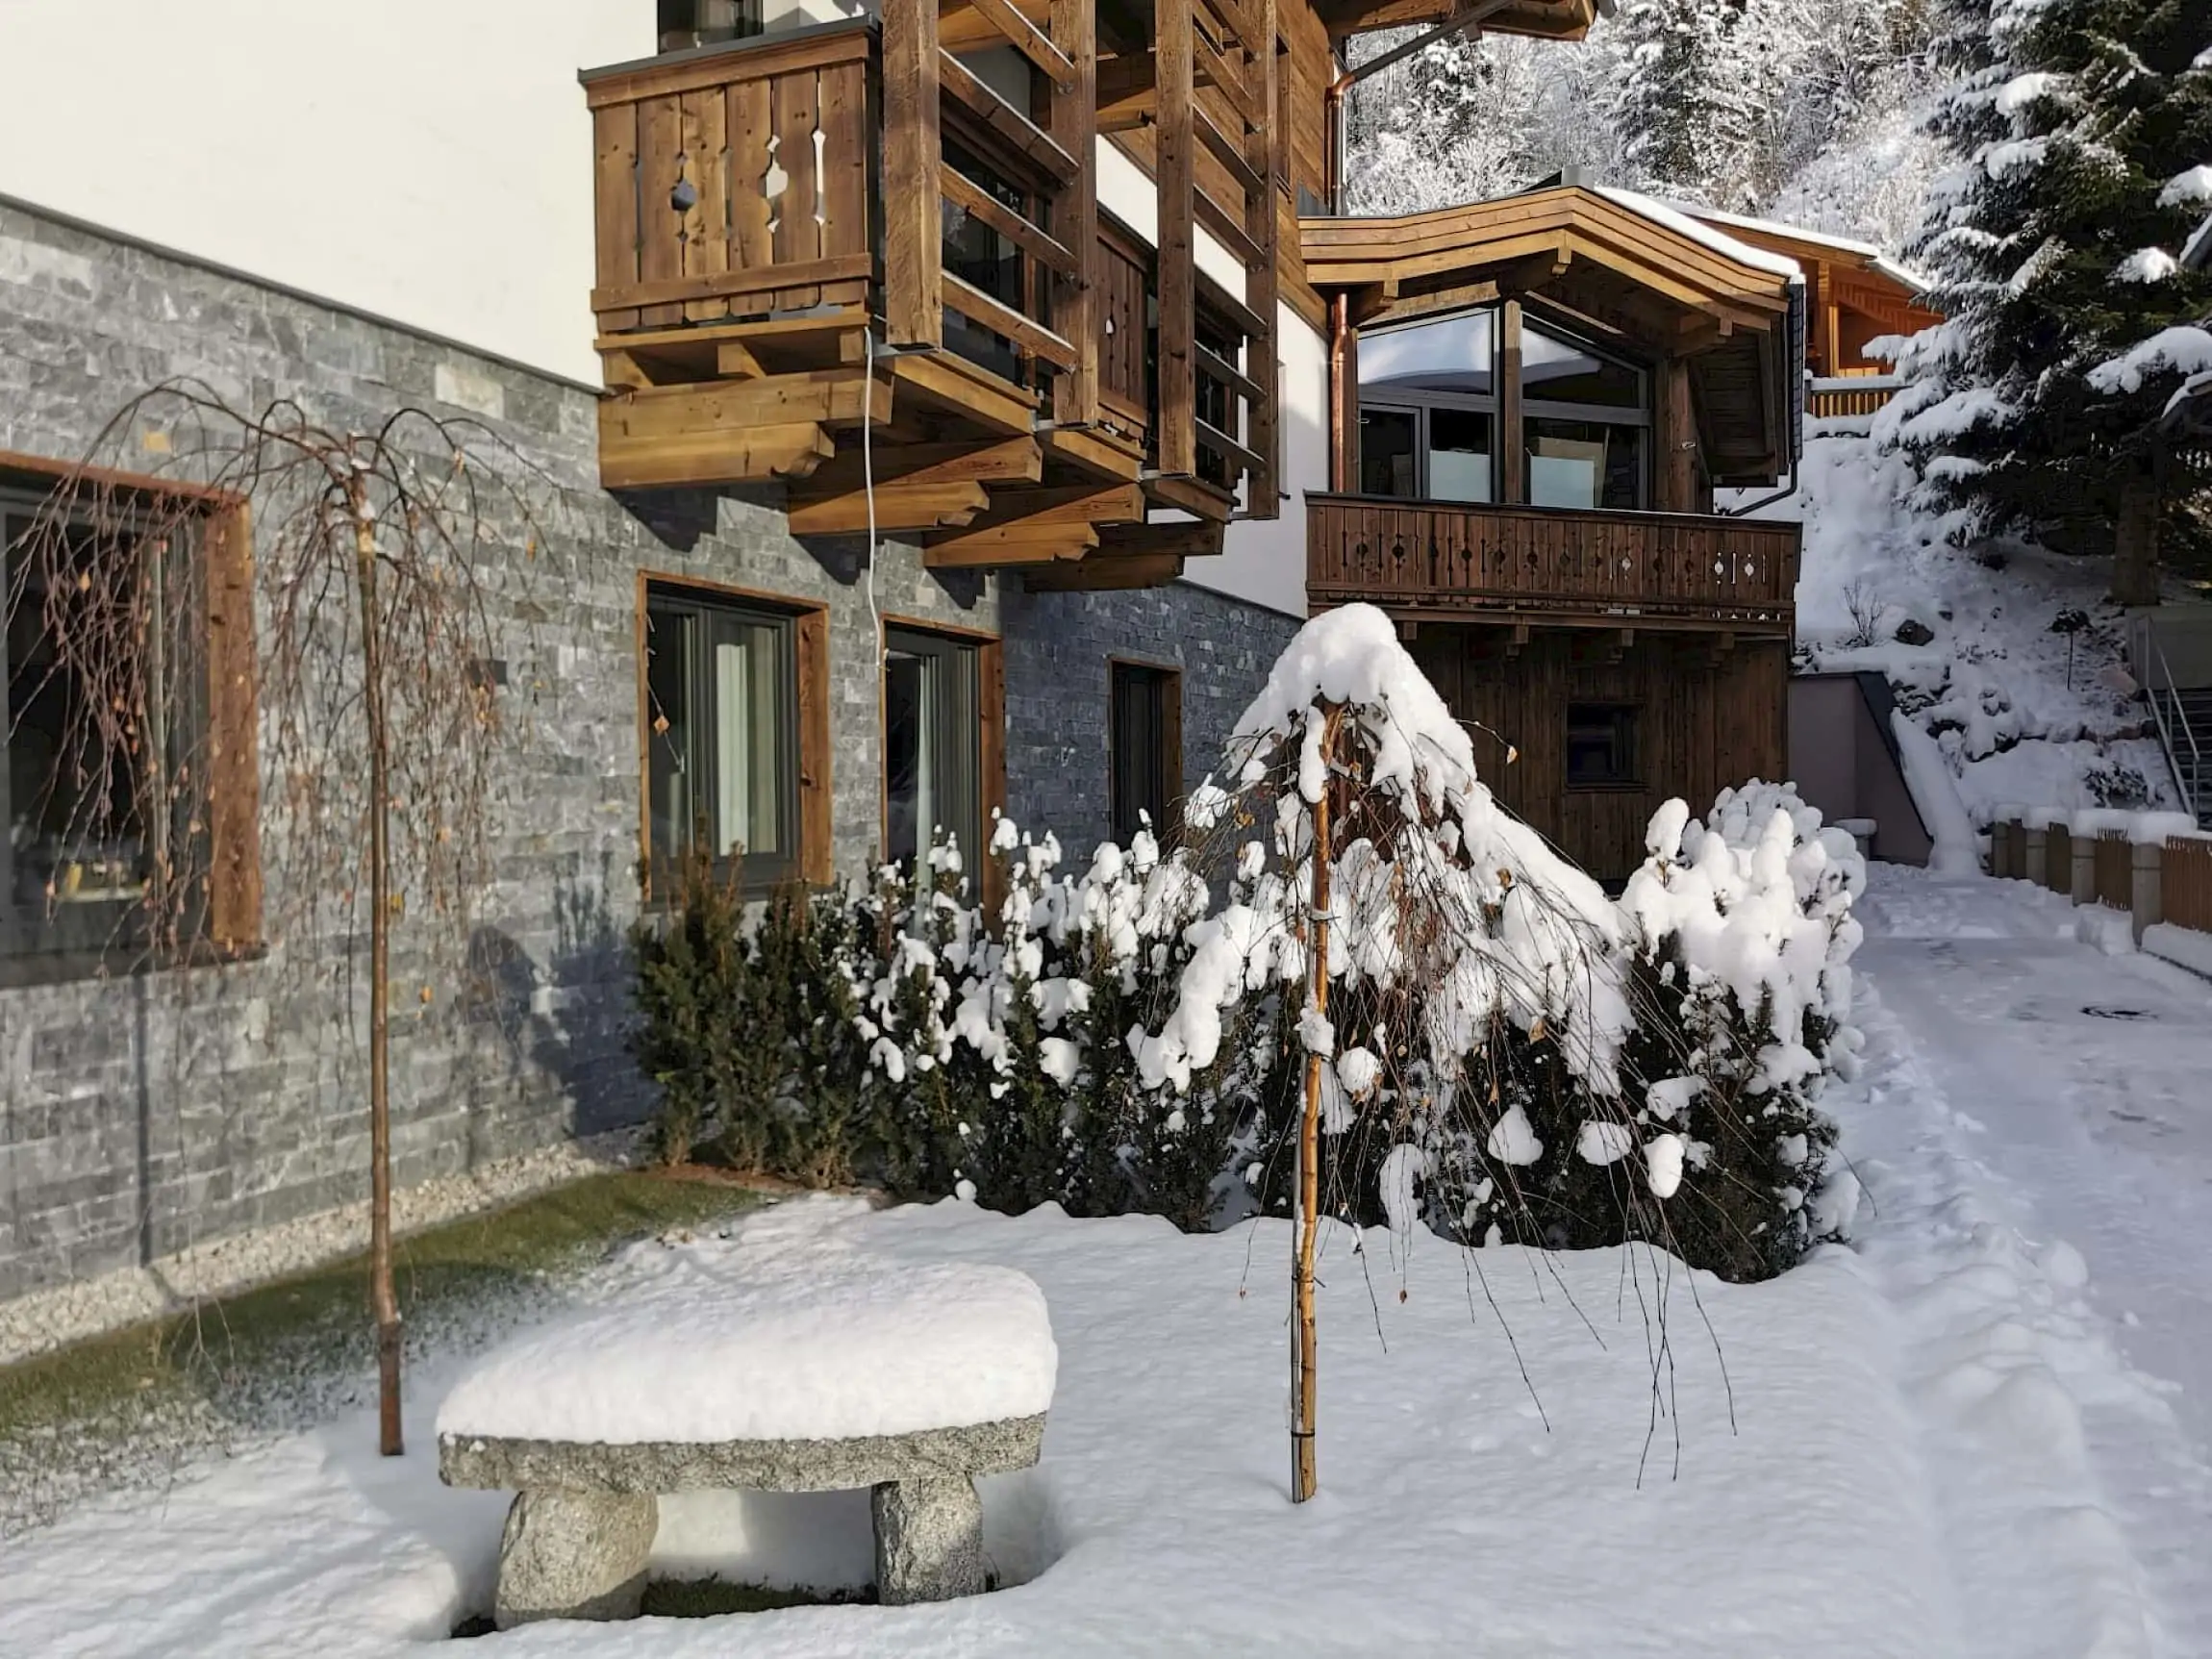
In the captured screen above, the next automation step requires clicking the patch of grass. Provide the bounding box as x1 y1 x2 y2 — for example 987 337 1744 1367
0 1170 765 1449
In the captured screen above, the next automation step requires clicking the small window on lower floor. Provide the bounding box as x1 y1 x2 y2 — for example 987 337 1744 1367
1110 662 1182 845
884 627 983 878
644 584 800 892
1566 703 1640 790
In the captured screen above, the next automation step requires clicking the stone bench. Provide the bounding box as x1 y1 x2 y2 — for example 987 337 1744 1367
434 1245 1056 1629
440 1413 1046 1626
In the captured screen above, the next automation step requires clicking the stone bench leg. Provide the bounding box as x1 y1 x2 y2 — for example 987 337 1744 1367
871 1474 985 1605
494 1489 658 1629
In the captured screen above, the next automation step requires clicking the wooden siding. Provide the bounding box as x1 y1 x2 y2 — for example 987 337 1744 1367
1307 495 1798 631
2167 836 2212 934
1409 630 1790 883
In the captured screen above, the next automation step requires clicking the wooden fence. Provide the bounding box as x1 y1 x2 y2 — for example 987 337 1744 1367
2169 835 2212 934
2093 832 2133 911
2043 822 2073 896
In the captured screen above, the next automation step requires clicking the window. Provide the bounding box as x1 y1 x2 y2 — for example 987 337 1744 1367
1110 663 1182 845
657 0 761 51
1566 704 1640 790
644 585 800 890
942 141 1033 385
884 627 983 876
0 483 249 978
1521 321 1648 511
1355 306 1649 508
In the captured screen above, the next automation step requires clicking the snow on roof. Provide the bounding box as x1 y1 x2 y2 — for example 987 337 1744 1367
1594 188 1805 286
1663 201 1937 297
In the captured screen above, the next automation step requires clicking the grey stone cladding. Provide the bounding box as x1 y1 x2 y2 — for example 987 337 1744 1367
0 196 1292 1304
999 581 1300 861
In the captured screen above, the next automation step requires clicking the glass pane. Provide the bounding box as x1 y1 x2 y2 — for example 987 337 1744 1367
1359 408 1420 498
711 617 784 863
1526 419 1644 511
1522 321 1644 409
884 648 926 869
1427 408 1493 502
645 604 697 869
884 634 981 877
1360 310 1494 396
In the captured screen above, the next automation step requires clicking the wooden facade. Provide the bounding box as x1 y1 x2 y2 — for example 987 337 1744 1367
1297 184 1804 880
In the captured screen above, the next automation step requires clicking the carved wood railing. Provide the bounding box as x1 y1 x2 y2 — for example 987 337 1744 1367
1306 495 1800 628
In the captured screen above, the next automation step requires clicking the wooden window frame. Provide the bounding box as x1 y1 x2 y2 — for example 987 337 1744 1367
1108 656 1184 845
0 453 262 980
636 572 831 901
877 615 1004 908
1564 701 1643 792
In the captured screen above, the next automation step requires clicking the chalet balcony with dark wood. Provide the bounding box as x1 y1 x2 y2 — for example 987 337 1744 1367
1306 495 1799 635
580 3 1285 591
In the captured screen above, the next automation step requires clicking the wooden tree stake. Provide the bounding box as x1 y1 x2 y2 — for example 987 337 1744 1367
1293 705 1341 1503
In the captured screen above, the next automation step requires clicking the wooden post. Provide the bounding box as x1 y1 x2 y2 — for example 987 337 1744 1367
1659 358 1697 513
1050 0 1098 428
1156 0 1197 479
883 0 942 348
1293 705 1341 1504
1499 298 1524 505
350 473 403 1460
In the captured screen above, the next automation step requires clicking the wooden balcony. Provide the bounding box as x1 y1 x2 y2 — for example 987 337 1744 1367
581 6 1283 589
1306 495 1799 635
1808 373 1902 421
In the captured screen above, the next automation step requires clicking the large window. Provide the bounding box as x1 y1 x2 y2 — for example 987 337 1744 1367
0 485 240 977
1356 306 1649 510
644 584 800 891
1566 703 1641 790
884 627 983 876
657 0 761 51
941 141 1033 385
1110 663 1182 845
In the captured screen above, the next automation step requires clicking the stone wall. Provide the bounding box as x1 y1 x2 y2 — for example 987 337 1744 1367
0 199 1003 1300
998 582 1300 861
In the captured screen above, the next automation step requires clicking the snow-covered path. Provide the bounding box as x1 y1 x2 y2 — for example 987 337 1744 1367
1848 868 2212 1657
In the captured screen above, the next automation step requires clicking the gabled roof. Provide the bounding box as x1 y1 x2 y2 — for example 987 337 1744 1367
1673 203 1938 306
1299 185 1804 485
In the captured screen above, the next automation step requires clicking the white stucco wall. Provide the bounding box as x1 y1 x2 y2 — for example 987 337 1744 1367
0 0 649 384
1096 142 1317 620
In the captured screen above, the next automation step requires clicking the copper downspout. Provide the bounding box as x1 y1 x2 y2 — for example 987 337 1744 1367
1328 291 1352 491
1323 0 1520 213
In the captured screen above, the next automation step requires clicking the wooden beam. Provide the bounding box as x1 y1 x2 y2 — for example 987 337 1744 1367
1658 358 1698 513
793 438 1044 496
590 253 873 314
1499 298 1524 505
1051 0 1100 429
786 480 992 536
937 51 1080 183
1097 518 1225 559
598 422 833 490
942 168 1079 276
966 483 1147 528
1157 0 1198 479
943 274 1080 370
964 0 1077 89
1194 342 1262 406
925 522 1102 567
1195 416 1265 481
599 368 890 438
1022 551 1187 590
883 0 942 347
892 353 1039 435
1144 471 1236 520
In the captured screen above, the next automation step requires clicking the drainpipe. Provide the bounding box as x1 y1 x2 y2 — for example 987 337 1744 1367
1324 0 1519 214
1328 292 1352 490
1723 469 1798 517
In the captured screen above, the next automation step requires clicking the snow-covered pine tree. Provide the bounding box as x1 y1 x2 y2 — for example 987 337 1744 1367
1891 0 2212 595
1605 0 1770 208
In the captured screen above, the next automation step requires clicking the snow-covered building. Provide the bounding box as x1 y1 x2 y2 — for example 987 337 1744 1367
0 4 1631 1302
1297 182 1806 881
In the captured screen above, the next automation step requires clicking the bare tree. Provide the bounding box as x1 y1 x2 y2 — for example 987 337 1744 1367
8 381 546 1455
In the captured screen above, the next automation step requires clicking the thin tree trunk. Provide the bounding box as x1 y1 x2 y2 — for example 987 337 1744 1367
2112 449 2164 609
1293 708 1340 1504
352 477 403 1459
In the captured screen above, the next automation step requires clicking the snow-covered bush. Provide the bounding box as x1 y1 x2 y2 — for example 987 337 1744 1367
633 616 1867 1282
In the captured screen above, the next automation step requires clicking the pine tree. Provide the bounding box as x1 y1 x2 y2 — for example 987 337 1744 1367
1895 0 2212 594
1606 0 1767 207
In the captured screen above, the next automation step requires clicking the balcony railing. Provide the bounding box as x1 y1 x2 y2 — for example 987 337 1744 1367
1808 373 1902 420
580 13 1277 546
1306 495 1799 631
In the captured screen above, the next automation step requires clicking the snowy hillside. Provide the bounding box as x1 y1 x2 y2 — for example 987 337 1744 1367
1750 431 2179 831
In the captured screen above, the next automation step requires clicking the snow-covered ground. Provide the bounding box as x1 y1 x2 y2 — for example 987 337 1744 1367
1753 431 2180 830
6 869 2211 1657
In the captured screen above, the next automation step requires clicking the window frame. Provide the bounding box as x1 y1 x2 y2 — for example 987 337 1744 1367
877 617 1005 903
0 458 261 985
1564 702 1643 792
1108 658 1183 846
638 575 828 901
1355 302 1654 511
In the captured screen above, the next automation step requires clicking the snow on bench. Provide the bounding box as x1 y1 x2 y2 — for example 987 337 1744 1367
437 1252 1055 1628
